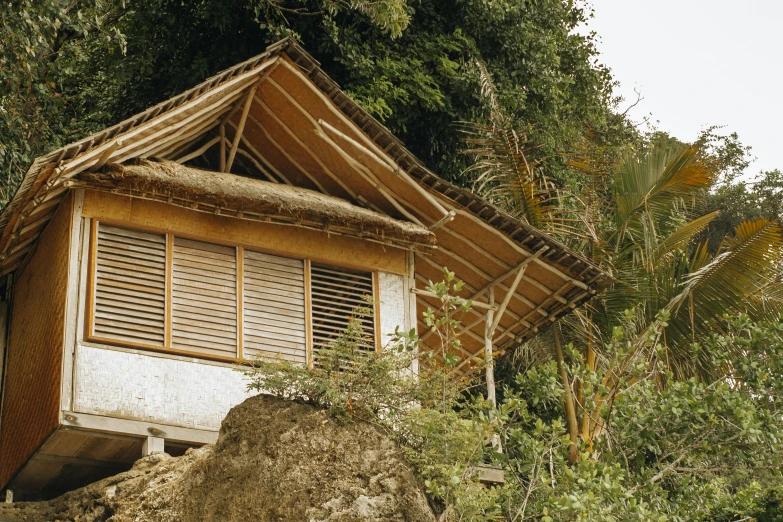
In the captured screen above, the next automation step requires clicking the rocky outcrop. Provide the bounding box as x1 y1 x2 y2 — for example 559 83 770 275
0 395 436 522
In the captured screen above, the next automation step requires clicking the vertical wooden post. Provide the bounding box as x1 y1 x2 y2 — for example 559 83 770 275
164 233 173 349
304 259 313 369
236 246 244 360
85 219 98 340
219 124 226 173
407 251 418 375
142 436 164 456
485 286 501 452
484 286 496 408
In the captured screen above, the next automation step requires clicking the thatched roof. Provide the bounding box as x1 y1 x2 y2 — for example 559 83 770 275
75 160 436 249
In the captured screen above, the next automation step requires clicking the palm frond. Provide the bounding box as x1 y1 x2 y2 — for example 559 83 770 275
613 143 718 250
649 211 720 269
659 219 783 377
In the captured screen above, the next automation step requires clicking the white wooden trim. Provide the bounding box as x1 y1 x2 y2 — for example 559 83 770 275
61 189 84 412
61 410 218 444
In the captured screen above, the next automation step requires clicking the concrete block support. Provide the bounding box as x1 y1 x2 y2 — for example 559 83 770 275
142 436 164 456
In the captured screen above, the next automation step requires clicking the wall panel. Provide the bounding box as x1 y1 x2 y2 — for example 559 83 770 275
73 345 250 430
0 194 73 488
81 190 408 275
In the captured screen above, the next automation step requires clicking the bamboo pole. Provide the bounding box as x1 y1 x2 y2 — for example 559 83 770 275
554 322 579 463
314 126 423 224
219 125 226 171
174 136 220 164
411 287 495 311
244 114 330 194
225 84 259 172
485 286 496 408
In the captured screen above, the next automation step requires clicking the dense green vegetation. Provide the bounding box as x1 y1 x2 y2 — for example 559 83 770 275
246 279 783 521
1 0 626 202
5 1 783 519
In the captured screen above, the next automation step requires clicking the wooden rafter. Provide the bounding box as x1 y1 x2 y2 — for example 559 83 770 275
244 113 330 194
313 124 423 225
225 84 259 172
253 95 367 207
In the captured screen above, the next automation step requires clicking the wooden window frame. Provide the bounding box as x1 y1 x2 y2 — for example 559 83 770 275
84 219 381 365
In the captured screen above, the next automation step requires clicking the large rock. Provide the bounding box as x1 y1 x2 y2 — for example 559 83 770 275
0 395 436 522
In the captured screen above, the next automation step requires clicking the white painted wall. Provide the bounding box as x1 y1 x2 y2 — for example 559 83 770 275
73 344 251 430
72 270 410 431
378 271 406 349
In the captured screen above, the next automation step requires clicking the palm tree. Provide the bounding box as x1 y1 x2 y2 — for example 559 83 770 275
459 90 783 449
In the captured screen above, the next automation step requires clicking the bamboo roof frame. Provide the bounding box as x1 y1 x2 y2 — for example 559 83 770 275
0 37 612 366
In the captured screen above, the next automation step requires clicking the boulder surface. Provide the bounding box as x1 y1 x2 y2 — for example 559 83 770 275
0 395 436 522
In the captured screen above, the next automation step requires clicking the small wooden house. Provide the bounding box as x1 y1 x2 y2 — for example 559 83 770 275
0 39 611 498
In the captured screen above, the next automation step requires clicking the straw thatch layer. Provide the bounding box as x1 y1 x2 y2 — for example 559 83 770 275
77 160 436 249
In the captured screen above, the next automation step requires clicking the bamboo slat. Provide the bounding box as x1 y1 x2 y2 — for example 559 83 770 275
93 223 166 346
171 236 238 357
310 263 376 367
242 249 306 361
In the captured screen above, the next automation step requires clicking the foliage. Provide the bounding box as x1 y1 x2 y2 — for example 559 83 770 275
243 272 502 520
701 168 783 252
0 0 629 207
246 281 783 521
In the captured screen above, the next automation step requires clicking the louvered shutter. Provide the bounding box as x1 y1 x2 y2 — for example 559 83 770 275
171 237 238 358
242 251 307 363
93 224 166 345
310 264 376 367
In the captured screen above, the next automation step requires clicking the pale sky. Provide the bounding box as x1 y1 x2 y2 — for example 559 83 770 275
587 0 783 176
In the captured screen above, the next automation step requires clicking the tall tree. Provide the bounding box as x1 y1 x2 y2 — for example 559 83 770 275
0 0 629 206
462 105 783 449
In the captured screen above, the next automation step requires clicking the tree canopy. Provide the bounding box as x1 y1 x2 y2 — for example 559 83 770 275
0 0 629 205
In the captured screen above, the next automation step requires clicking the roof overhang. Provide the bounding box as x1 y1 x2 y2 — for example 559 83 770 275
0 37 612 365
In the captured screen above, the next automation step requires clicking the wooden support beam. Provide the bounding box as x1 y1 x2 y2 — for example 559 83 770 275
233 129 293 185
414 259 526 344
244 114 330 194
88 140 122 172
105 87 247 166
449 207 589 291
422 242 547 318
489 264 528 335
487 246 548 335
493 281 573 343
254 95 369 207
128 100 234 161
235 148 278 183
174 136 221 164
411 287 496 311
219 124 226 171
142 436 164 456
313 125 422 224
58 62 273 178
414 296 479 358
225 84 259 172
61 411 218 444
485 286 496 407
428 210 456 231
318 119 450 217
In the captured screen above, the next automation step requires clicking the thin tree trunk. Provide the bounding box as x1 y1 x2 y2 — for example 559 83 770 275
553 322 579 463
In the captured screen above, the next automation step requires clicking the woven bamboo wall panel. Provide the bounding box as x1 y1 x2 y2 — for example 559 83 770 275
73 345 250 430
378 272 405 349
310 263 375 367
0 195 72 489
94 224 166 345
171 237 237 358
242 250 306 363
